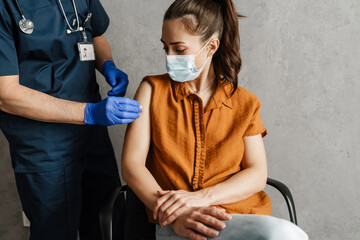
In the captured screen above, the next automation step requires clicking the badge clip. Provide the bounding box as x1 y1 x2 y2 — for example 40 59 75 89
78 13 95 62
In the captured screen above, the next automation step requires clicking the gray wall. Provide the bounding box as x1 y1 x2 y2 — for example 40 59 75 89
0 0 359 239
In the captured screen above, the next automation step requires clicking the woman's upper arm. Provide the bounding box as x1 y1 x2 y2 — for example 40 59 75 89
121 81 152 167
242 134 267 171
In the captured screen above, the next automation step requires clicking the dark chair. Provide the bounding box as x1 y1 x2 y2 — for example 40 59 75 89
100 178 298 240
266 178 297 225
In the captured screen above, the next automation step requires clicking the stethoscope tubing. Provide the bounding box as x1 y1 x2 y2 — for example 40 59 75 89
13 0 26 20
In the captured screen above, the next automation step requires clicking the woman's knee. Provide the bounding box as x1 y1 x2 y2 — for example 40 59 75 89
219 215 308 240
258 215 308 240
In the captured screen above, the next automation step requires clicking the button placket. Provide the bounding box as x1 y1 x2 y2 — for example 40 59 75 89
191 95 206 190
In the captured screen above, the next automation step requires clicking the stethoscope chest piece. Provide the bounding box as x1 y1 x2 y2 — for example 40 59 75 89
19 18 34 35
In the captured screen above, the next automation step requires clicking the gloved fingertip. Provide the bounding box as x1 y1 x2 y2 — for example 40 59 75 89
134 101 141 108
108 91 126 97
119 91 127 97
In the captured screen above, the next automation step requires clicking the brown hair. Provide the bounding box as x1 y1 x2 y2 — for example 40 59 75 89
164 0 244 95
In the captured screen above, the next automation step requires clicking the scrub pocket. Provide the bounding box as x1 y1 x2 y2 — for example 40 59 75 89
16 0 51 13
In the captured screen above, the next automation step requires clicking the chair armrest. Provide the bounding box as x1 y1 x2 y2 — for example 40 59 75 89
100 185 128 240
266 178 297 225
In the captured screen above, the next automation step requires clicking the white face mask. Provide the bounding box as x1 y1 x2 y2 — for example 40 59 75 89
166 39 211 82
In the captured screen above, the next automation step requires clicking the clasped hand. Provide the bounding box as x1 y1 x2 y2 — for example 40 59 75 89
170 206 230 240
153 190 210 226
153 190 232 239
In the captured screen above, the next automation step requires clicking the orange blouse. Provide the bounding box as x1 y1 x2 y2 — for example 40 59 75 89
143 74 271 223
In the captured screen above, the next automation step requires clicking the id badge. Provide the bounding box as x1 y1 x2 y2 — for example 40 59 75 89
78 42 96 61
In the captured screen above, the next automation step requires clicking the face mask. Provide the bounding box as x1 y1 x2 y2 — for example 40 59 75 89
166 39 211 82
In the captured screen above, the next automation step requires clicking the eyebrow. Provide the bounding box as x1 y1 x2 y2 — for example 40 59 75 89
160 39 186 45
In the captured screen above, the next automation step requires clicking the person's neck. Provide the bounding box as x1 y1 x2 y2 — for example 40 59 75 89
187 65 216 93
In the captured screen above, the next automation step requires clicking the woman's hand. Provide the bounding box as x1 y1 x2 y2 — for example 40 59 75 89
169 206 230 240
153 190 212 226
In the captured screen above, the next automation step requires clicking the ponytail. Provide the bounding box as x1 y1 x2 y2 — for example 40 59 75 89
214 0 243 95
164 0 244 95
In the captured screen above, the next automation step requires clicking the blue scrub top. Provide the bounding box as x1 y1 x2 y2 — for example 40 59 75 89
0 0 110 173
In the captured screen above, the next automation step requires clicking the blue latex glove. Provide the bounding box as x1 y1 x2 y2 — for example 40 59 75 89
101 60 129 96
85 97 141 126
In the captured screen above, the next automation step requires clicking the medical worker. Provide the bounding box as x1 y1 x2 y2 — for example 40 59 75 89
0 0 140 239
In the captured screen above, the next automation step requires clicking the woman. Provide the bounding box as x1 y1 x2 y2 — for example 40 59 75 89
122 0 308 239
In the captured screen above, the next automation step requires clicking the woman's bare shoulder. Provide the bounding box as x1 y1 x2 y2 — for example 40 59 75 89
134 80 153 110
134 73 171 106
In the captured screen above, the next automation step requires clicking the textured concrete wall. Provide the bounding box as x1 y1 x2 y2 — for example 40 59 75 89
0 0 359 239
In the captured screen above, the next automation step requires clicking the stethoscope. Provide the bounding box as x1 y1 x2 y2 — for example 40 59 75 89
13 0 34 34
14 0 91 36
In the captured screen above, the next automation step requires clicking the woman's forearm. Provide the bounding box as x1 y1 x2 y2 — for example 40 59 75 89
198 166 267 206
122 162 163 211
199 134 268 206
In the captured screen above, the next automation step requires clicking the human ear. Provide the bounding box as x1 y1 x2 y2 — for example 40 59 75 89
208 39 220 56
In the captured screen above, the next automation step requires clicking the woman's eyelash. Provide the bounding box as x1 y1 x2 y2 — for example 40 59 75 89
162 47 185 53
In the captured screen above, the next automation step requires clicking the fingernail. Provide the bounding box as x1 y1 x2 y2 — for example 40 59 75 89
229 215 232 220
139 105 143 111
221 224 226 229
221 209 226 212
215 231 219 236
163 221 167 225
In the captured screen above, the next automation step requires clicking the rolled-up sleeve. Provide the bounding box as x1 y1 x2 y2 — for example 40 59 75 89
89 0 110 37
0 6 18 76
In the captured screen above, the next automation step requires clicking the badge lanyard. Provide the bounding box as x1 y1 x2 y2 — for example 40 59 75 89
13 0 35 34
58 0 95 61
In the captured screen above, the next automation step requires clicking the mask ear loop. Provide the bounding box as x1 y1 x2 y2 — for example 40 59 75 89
195 39 213 57
194 39 213 70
